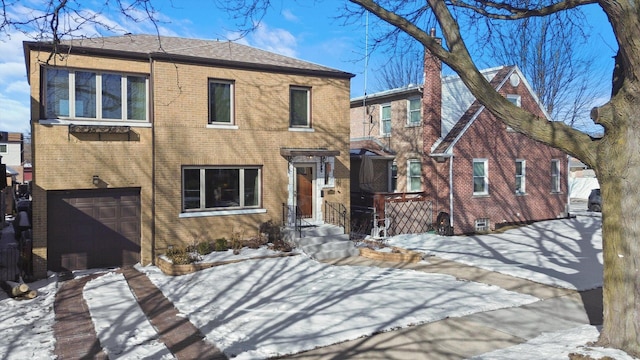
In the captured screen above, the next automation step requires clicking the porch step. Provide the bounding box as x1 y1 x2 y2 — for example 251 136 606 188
284 224 359 260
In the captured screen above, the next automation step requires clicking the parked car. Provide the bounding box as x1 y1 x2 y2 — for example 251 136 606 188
588 189 602 212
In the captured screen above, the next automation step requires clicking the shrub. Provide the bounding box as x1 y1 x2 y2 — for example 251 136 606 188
259 220 282 243
230 231 243 255
197 240 213 255
165 246 197 265
214 238 228 251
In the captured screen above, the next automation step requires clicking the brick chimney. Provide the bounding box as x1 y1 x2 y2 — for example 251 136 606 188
423 28 442 149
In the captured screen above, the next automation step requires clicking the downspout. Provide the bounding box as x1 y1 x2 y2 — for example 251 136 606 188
449 155 454 231
149 55 156 265
566 154 571 217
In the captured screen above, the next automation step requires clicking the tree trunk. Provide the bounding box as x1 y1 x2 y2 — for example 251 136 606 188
594 90 640 356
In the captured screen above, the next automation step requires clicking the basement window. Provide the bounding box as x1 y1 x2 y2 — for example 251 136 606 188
475 218 490 232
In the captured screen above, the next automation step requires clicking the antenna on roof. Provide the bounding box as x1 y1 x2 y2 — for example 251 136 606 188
362 11 369 137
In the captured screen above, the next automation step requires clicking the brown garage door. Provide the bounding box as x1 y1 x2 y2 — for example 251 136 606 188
47 188 141 271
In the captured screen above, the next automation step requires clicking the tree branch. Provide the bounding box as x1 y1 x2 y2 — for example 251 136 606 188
350 0 597 163
447 0 597 20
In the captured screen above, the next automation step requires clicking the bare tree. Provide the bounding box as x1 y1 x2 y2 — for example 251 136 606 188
479 13 605 128
375 46 424 89
373 10 605 129
4 0 640 355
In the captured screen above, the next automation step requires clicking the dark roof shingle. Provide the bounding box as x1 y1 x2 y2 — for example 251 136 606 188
26 34 354 79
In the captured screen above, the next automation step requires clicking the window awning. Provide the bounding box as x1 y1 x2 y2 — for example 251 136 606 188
280 148 340 158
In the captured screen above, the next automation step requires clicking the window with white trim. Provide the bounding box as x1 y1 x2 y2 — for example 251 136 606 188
407 159 421 192
506 94 521 107
515 159 526 194
407 98 421 125
389 161 398 192
0 145 7 153
475 218 490 232
44 68 148 121
505 95 521 131
209 80 234 124
183 166 261 211
551 159 561 193
473 159 489 195
290 86 311 128
381 104 391 136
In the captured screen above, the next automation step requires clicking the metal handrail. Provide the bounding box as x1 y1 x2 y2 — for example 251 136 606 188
282 203 303 238
324 201 348 233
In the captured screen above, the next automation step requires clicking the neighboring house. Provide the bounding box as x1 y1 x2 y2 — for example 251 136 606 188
0 132 26 183
24 35 353 277
350 40 568 235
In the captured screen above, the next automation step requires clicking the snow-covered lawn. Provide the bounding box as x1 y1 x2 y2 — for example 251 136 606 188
0 214 636 359
388 215 603 291
139 256 537 359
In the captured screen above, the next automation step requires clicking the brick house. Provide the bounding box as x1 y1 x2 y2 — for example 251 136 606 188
350 46 567 235
24 35 353 277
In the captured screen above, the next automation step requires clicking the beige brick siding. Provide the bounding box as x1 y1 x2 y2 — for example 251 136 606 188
28 49 351 277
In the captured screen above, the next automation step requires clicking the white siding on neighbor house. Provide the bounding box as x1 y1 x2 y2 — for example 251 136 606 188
1 142 22 166
441 68 501 138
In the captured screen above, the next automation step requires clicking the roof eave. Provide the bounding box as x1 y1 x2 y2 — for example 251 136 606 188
23 41 355 80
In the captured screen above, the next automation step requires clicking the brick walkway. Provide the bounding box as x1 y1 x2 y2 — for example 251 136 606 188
53 268 227 360
53 274 109 359
122 267 227 359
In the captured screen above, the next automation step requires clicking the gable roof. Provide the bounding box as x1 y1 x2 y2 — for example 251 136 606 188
432 66 551 155
24 34 354 80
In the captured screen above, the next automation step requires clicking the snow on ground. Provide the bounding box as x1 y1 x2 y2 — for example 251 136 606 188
138 255 538 359
84 272 173 359
0 213 636 359
472 325 638 360
0 274 58 359
387 216 603 291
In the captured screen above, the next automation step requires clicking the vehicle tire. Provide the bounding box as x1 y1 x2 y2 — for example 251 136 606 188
590 204 602 212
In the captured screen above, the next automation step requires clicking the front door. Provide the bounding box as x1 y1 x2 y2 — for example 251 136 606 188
296 166 313 218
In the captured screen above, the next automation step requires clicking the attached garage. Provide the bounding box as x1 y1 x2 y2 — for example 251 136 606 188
47 188 141 271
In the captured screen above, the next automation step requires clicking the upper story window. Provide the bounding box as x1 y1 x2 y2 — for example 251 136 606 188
0 145 7 153
515 159 526 194
551 159 561 193
473 159 489 196
209 80 234 125
44 67 148 122
380 104 391 136
408 98 421 126
290 86 311 128
507 94 521 107
407 159 421 192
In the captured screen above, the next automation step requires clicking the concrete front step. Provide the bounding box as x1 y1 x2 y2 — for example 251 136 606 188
283 224 358 260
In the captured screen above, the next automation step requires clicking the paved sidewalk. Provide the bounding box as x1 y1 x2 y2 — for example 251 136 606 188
52 267 227 360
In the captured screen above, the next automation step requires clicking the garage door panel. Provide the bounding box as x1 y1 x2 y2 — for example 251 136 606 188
48 188 141 272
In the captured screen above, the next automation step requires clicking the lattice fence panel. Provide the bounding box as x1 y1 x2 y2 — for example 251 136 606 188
386 199 433 236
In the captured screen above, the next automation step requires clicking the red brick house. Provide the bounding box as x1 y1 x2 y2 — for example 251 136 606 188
350 45 568 235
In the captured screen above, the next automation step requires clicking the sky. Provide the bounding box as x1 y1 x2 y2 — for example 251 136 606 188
2 212 637 359
0 1 617 134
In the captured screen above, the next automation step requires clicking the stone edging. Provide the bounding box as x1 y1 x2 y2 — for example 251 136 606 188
156 252 299 276
359 247 423 263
